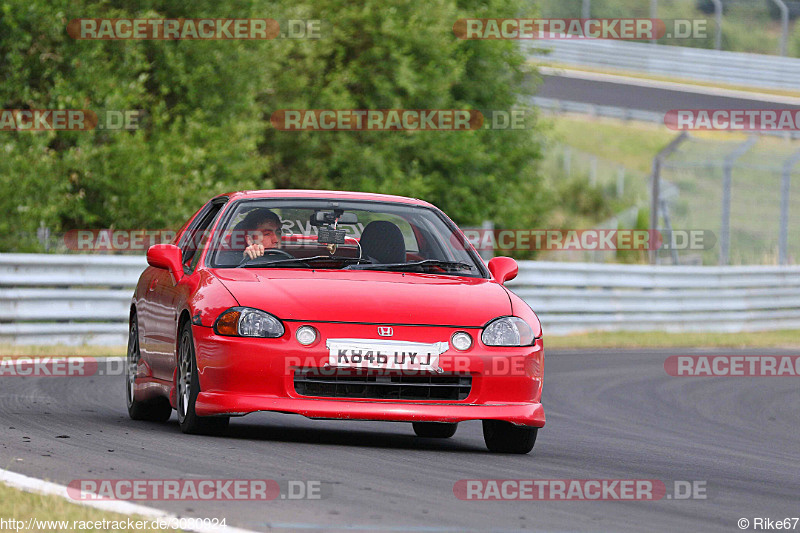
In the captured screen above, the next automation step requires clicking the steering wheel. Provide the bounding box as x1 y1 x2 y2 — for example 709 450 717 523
237 248 297 267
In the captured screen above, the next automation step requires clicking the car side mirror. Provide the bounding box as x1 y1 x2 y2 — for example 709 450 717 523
147 244 184 282
488 256 518 284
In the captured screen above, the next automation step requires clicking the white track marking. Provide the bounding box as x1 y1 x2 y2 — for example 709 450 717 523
1 464 257 533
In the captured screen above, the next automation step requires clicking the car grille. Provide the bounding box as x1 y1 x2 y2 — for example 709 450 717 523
294 369 472 401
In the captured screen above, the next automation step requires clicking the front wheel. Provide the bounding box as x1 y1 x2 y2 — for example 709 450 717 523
177 323 229 435
126 314 172 422
412 422 458 438
482 420 537 454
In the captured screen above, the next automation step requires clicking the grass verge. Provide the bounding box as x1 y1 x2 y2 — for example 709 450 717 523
546 329 800 349
2 328 798 356
0 345 127 357
0 481 174 532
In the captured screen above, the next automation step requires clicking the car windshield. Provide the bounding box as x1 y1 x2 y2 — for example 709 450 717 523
206 199 486 277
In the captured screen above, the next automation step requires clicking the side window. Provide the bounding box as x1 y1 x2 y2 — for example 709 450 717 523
180 201 226 272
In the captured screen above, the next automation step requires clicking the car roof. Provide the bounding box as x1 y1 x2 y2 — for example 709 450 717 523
215 189 436 208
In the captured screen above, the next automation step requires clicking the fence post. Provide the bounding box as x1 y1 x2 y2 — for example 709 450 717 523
779 150 800 265
582 0 591 19
710 0 723 50
650 132 688 264
769 0 789 56
37 222 50 253
720 136 757 265
650 0 658 44
659 198 680 265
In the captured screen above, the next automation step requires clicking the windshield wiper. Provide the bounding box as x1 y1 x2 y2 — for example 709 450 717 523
347 259 475 273
239 255 372 268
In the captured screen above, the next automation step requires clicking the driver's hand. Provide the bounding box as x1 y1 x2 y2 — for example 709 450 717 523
243 243 265 259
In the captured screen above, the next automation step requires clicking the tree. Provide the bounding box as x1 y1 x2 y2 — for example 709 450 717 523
260 0 548 229
0 0 548 252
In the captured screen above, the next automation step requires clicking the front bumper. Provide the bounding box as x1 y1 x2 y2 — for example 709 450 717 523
191 323 545 427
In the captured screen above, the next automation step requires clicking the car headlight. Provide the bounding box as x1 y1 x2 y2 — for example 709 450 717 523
214 307 285 338
481 317 535 347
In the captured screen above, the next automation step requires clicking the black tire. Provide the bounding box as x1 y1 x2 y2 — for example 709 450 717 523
126 313 173 422
177 323 229 435
482 420 538 454
412 422 458 438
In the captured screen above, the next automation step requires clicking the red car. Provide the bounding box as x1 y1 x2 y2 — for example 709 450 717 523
127 190 545 453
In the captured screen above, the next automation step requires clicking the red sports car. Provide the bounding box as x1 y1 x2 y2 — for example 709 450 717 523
127 190 545 453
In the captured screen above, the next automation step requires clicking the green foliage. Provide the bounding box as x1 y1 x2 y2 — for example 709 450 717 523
259 0 547 229
552 177 613 220
0 0 547 252
1 0 273 250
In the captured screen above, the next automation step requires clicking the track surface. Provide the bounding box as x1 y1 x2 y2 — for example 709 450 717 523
537 75 800 111
1 349 798 532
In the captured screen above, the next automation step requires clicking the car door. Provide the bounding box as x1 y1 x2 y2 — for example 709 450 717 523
137 217 192 369
148 199 227 381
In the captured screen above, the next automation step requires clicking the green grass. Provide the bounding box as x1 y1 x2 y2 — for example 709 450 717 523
545 115 679 174
0 345 126 357
0 482 173 532
546 329 800 349
3 327 799 359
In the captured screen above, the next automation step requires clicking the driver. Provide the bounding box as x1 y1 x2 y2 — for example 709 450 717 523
233 208 283 260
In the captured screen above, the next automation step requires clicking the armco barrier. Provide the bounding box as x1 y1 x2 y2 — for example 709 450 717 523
526 39 800 91
0 254 145 345
1 254 799 344
509 262 800 334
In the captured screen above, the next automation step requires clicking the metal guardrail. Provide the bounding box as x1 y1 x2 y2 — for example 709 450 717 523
0 255 144 345
2 255 800 343
533 96 664 123
526 39 800 91
509 262 800 334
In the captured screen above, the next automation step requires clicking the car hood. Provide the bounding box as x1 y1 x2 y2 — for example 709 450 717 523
210 269 510 327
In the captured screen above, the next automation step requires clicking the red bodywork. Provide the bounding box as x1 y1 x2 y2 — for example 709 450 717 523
131 190 545 428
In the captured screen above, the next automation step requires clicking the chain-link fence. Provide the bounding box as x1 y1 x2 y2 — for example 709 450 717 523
542 144 649 201
658 134 800 265
539 143 651 263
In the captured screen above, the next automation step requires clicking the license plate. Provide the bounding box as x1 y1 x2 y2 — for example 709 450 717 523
326 339 449 372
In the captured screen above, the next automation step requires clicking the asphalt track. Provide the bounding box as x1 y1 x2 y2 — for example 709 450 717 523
537 75 800 112
1 349 798 532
